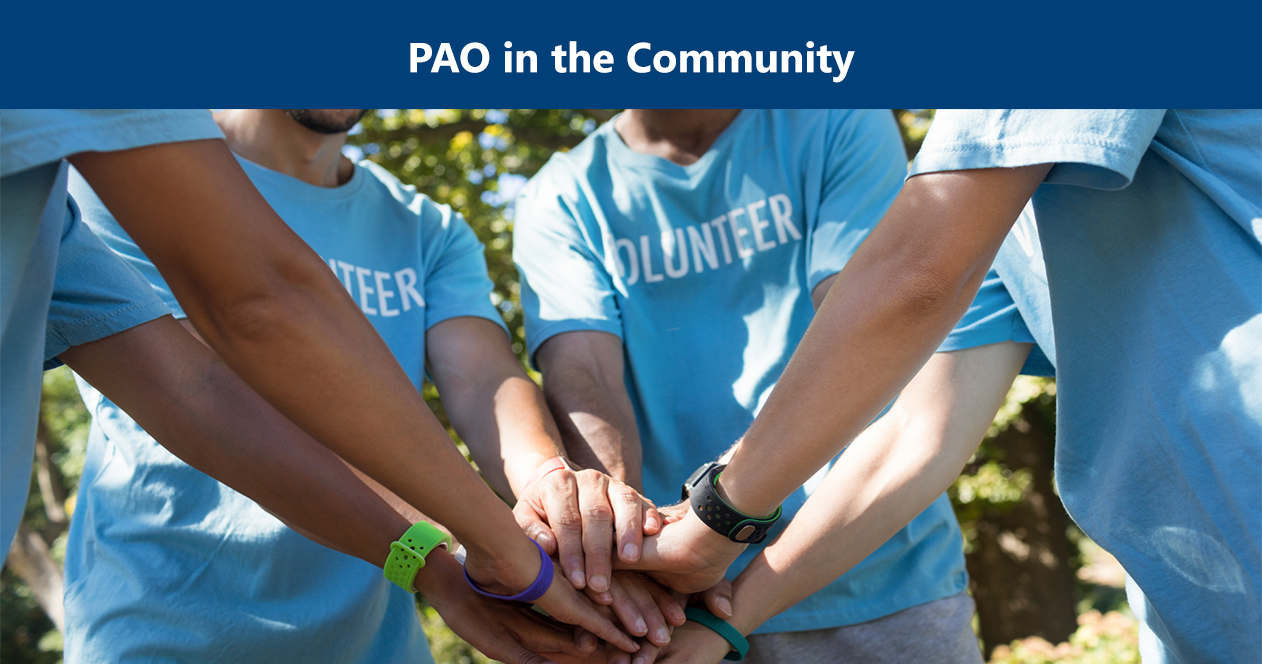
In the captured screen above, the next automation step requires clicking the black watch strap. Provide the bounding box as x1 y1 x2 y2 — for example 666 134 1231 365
681 462 782 544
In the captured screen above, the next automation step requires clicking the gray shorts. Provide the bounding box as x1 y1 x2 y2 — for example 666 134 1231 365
743 592 984 664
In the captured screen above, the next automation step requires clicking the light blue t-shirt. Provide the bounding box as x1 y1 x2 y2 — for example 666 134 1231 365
65 157 505 664
912 109 1261 664
0 109 220 564
516 110 980 632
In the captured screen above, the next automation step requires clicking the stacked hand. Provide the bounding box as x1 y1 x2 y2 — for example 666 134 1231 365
417 549 607 664
600 580 737 664
424 465 668 662
447 466 749 664
515 467 662 594
624 503 746 594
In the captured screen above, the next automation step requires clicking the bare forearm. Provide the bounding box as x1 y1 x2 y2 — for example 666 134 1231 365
537 332 643 488
69 141 534 574
729 423 966 632
725 343 1030 634
721 166 1051 516
545 369 642 488
426 318 566 498
449 371 564 498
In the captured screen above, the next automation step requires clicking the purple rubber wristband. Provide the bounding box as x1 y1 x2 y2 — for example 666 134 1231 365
463 539 553 603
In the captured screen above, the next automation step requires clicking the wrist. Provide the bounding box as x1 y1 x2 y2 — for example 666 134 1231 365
505 450 562 495
685 607 751 660
725 558 781 636
520 455 569 493
713 463 780 520
462 533 542 595
410 546 460 595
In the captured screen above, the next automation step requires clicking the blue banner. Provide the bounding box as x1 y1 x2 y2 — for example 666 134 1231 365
4 0 1257 107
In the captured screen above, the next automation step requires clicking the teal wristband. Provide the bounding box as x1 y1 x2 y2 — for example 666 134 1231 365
685 607 749 661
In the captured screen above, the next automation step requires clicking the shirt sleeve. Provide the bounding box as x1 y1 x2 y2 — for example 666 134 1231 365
513 164 624 363
43 197 170 369
417 198 508 336
805 109 908 291
66 167 183 317
0 109 224 178
938 268 1054 377
910 109 1167 190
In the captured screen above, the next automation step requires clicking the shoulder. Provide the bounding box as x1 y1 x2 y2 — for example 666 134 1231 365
520 124 614 203
356 160 457 228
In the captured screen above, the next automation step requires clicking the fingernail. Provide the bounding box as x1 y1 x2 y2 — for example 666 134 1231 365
569 570 586 588
655 627 670 644
716 597 733 618
669 606 685 623
538 532 553 548
599 592 612 604
622 543 639 561
634 657 647 664
578 632 596 650
634 617 647 634
590 574 609 592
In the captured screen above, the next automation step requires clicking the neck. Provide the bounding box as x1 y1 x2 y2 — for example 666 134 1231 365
615 109 740 165
214 110 354 188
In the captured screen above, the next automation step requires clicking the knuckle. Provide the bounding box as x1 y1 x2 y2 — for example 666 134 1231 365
554 511 584 530
584 504 615 522
614 488 641 506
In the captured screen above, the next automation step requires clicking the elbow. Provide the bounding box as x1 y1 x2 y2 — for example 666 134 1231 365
887 260 963 321
213 293 294 344
200 259 342 346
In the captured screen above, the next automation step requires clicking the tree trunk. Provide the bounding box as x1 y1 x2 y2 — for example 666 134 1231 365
35 415 68 526
5 521 65 633
967 400 1078 657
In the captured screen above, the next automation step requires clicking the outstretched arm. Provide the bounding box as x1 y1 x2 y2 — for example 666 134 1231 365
625 166 1052 596
728 341 1029 633
636 341 1030 663
719 165 1051 517
429 318 671 643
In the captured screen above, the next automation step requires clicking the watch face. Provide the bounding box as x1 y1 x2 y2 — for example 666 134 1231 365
687 462 715 488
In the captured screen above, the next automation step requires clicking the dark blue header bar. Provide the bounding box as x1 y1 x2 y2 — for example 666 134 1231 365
4 0 1257 107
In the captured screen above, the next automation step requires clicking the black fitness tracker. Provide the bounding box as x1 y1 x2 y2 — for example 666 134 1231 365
681 462 782 543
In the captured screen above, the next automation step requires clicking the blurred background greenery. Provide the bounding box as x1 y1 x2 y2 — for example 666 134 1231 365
3 110 1136 663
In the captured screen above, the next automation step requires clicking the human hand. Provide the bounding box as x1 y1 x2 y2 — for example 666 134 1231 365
416 549 605 664
597 571 687 648
622 503 745 594
515 466 662 594
463 541 641 653
599 577 735 664
632 620 735 664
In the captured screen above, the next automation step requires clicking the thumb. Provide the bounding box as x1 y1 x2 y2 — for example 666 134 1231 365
701 579 734 619
642 502 662 536
515 504 559 556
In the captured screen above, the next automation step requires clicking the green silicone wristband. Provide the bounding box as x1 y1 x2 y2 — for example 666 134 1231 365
685 607 749 661
384 522 453 593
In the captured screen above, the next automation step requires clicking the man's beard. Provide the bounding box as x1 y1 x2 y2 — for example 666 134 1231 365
284 109 369 134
